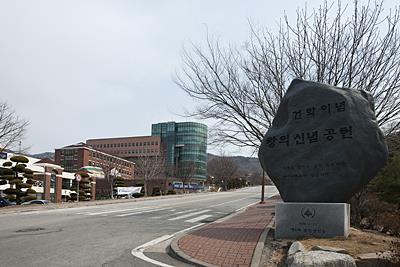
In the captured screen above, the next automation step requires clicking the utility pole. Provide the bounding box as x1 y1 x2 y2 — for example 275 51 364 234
260 171 265 204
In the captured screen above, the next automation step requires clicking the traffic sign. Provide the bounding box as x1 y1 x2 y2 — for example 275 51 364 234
75 174 82 182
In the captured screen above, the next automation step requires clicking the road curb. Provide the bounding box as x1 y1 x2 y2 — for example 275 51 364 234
250 216 275 267
169 233 219 267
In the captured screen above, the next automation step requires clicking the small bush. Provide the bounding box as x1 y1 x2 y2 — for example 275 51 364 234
4 188 20 195
18 183 32 189
167 190 176 195
23 168 33 174
14 164 26 172
0 168 14 175
26 188 36 194
9 179 23 185
25 179 34 185
10 156 29 164
368 153 400 204
2 161 12 167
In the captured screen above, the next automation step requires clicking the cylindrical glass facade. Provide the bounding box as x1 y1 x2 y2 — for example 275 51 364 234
151 121 208 180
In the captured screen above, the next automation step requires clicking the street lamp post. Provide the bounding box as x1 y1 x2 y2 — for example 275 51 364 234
175 144 184 191
75 174 81 203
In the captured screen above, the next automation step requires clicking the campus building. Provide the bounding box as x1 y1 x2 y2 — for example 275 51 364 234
86 135 161 161
54 143 134 180
151 121 208 181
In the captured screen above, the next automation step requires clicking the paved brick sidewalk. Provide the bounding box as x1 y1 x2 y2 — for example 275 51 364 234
176 196 280 267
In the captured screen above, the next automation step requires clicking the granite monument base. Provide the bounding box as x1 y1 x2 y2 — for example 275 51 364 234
275 202 350 239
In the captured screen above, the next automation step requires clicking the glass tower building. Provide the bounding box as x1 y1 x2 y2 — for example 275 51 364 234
151 121 208 181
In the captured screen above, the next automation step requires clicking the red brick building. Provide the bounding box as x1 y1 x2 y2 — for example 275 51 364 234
55 142 134 180
86 136 161 161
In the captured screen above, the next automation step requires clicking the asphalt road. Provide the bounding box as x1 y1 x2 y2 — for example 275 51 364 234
0 186 278 267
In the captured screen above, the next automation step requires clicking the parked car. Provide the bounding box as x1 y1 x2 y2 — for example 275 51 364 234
0 197 16 207
21 200 49 205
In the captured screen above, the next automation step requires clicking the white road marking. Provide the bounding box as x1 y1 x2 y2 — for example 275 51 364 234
149 209 198 220
169 208 198 215
235 201 259 212
168 209 211 221
211 196 253 207
131 223 205 267
86 207 153 216
185 214 213 223
116 207 170 217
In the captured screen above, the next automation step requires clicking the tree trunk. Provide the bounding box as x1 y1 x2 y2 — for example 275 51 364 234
144 178 148 197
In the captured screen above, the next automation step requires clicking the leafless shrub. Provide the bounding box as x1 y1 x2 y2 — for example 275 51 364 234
0 102 28 152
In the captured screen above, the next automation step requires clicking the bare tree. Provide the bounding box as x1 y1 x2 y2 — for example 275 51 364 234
134 154 166 197
207 156 240 190
0 102 28 152
176 0 400 150
176 161 196 193
99 162 119 199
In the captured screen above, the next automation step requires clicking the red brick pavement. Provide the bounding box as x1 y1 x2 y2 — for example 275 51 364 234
178 196 281 267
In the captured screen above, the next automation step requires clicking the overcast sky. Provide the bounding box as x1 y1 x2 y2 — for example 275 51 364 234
0 0 396 156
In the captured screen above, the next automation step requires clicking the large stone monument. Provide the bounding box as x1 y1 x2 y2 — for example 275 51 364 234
258 79 388 238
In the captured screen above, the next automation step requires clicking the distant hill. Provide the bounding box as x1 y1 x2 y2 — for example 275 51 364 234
207 153 262 175
30 152 55 160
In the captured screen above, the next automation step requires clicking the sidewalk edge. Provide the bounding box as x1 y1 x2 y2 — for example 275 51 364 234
250 215 275 267
168 203 255 266
169 233 219 267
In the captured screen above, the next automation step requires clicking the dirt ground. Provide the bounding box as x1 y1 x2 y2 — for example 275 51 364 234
301 227 398 257
262 227 400 267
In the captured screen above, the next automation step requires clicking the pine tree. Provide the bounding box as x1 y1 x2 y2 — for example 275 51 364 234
0 155 37 204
